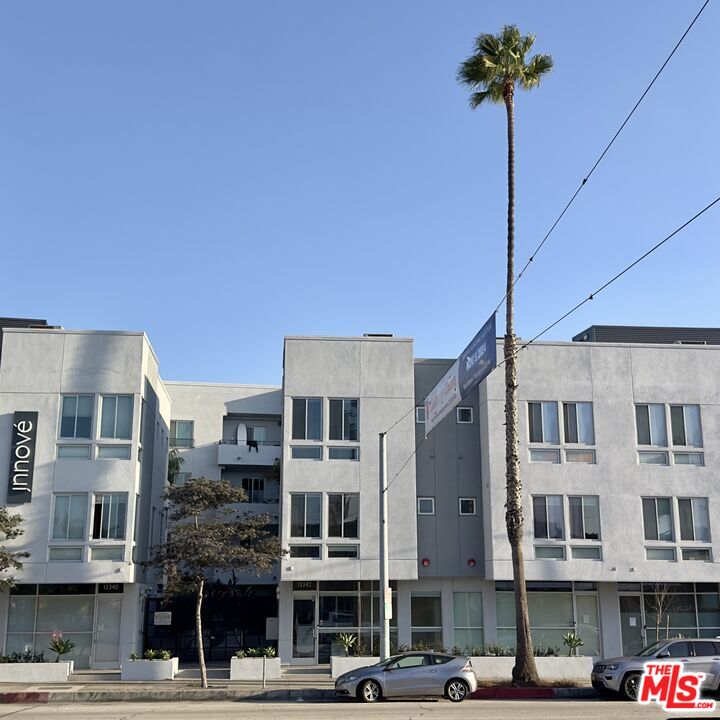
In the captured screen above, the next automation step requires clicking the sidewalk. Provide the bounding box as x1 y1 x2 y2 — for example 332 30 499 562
0 666 597 704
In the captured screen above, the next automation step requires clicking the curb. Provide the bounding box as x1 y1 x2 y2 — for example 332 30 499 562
471 687 598 700
0 686 598 704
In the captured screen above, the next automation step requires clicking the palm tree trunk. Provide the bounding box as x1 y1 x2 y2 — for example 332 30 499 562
196 577 208 688
503 84 539 686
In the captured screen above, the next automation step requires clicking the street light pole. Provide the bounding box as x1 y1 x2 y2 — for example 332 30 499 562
379 431 391 660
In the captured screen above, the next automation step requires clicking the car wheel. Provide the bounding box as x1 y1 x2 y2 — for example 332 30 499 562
445 679 469 703
359 679 382 703
621 672 642 701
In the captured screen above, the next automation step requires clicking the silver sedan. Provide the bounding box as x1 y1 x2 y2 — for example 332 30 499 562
335 652 478 703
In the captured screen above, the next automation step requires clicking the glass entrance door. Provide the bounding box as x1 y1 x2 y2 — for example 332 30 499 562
292 595 317 663
619 595 645 656
92 596 122 667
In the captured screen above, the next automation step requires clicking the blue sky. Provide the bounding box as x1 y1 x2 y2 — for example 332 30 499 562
1 1 717 384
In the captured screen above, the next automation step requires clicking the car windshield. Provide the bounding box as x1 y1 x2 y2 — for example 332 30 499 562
638 641 670 657
373 655 403 668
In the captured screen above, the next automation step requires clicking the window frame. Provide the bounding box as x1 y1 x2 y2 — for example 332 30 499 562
329 398 359 441
678 497 710 543
458 498 476 516
51 493 89 541
241 477 265 503
328 493 359 538
527 401 559 445
562 402 595 445
670 405 703 448
642 496 675 542
290 492 322 538
91 493 128 540
568 495 601 541
170 419 195 448
532 495 565 540
456 407 473 424
291 398 323 441
59 394 94 439
417 497 435 516
100 395 134 440
415 406 426 424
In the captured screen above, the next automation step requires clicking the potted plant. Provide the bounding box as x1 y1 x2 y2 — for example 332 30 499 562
562 632 584 657
49 633 76 662
120 648 179 681
230 646 281 681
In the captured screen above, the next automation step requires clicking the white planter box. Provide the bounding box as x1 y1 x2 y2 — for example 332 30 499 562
470 656 594 682
0 661 74 683
230 657 281 681
120 657 179 681
331 656 380 679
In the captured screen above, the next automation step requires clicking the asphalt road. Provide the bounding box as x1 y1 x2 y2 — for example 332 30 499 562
0 700 685 720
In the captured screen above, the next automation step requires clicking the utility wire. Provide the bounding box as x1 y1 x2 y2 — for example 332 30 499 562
495 194 720 369
385 194 719 488
492 0 711 316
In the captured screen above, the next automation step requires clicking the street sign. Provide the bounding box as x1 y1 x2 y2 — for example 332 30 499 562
424 314 497 435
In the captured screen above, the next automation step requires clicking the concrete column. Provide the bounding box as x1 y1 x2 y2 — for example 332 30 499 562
598 582 622 658
396 581 412 647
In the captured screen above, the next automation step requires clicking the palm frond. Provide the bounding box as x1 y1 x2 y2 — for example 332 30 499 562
469 86 504 108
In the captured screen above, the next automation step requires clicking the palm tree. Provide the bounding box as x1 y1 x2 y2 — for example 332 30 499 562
457 26 552 686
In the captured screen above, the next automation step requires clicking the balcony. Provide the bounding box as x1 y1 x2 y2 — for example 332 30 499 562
217 439 281 467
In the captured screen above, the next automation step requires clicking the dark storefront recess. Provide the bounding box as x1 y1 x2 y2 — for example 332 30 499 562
144 584 277 661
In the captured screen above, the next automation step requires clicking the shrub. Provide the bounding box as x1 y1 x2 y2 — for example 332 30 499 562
235 646 277 659
0 650 45 663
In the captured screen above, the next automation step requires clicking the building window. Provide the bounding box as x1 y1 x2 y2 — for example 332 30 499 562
569 496 600 540
291 446 322 460
535 546 565 560
290 493 321 538
456 407 473 424
289 545 321 558
60 395 93 438
97 445 131 459
170 420 194 448
411 594 442 649
562 402 594 444
91 546 124 561
327 545 359 558
292 398 322 441
329 399 358 441
459 498 476 515
48 547 83 562
642 497 674 541
682 548 712 562
57 445 91 459
417 497 435 515
100 395 133 439
646 547 676 561
453 592 483 650
328 447 359 460
565 449 596 463
529 448 560 463
241 477 264 503
528 402 559 444
92 493 127 540
670 405 702 447
673 452 704 466
328 494 359 538
533 495 564 539
52 494 88 540
635 404 667 446
174 472 191 487
678 498 710 542
571 546 601 560
416 407 426 423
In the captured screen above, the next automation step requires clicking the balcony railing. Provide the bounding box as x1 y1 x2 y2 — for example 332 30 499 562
217 439 281 467
170 437 194 448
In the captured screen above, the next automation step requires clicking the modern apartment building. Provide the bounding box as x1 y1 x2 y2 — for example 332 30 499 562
2 319 719 668
0 322 170 668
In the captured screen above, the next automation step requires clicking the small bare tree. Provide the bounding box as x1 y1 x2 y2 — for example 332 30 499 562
644 582 673 642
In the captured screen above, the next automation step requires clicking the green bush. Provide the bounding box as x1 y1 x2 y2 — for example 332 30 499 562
0 650 45 663
235 646 276 659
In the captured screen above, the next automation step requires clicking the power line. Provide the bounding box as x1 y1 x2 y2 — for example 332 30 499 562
492 0 711 316
496 194 720 368
384 194 718 491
